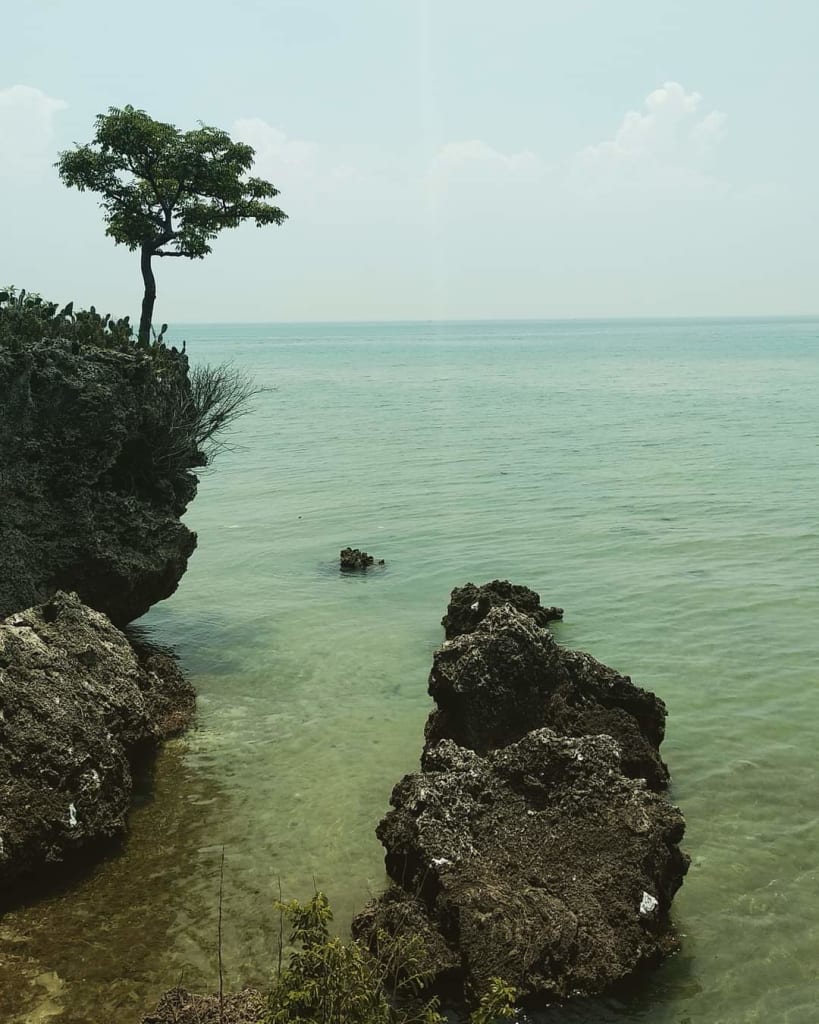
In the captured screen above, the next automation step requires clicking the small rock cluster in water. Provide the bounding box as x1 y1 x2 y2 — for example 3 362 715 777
353 579 689 1008
339 547 385 571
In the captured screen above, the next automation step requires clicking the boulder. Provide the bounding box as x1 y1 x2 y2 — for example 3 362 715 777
0 338 200 625
441 580 563 640
425 603 669 789
353 731 688 1005
0 591 195 891
340 547 384 571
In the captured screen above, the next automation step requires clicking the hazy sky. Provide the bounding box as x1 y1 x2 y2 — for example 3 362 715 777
2 0 817 321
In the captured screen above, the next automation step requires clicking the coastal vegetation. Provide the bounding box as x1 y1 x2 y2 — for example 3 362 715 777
144 891 516 1024
266 890 514 1023
56 105 287 346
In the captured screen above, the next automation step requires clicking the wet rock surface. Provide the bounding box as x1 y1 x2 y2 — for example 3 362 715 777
441 579 563 640
0 339 199 625
426 603 669 788
339 547 385 571
0 591 194 892
354 582 687 1007
142 988 266 1024
354 731 688 1004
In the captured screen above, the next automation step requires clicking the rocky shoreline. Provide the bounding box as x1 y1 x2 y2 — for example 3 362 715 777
139 580 688 1022
1 303 688 1020
1 319 203 895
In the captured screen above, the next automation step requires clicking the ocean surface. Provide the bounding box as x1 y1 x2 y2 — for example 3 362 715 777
2 318 818 1023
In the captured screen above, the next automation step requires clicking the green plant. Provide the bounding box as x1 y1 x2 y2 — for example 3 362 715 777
265 893 517 1024
0 285 135 351
0 286 262 495
56 105 287 346
267 892 443 1024
469 979 517 1024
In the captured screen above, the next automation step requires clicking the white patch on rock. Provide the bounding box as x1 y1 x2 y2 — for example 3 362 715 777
639 891 658 916
68 803 78 828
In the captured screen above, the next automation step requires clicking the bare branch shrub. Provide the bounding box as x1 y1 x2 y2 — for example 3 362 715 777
146 359 265 484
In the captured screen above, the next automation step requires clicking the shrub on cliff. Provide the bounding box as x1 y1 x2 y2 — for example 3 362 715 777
0 285 257 485
0 285 135 350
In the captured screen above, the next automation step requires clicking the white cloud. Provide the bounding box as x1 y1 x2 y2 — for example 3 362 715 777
231 118 318 188
573 82 726 197
0 85 67 179
429 139 542 185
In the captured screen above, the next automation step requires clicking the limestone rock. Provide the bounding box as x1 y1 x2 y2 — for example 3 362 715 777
0 592 194 890
354 731 688 1004
340 547 384 571
441 579 563 640
0 339 199 625
426 603 669 789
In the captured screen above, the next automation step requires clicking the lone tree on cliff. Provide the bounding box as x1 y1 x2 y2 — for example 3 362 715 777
57 106 286 347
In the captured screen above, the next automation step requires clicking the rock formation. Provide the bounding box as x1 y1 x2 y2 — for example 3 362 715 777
426 604 669 789
354 731 687 1004
441 579 563 639
340 547 385 571
0 338 200 625
0 591 194 891
353 584 688 1008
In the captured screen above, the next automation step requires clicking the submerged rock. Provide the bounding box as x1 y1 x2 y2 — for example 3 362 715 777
426 603 669 789
339 547 385 571
441 579 563 640
0 338 200 625
0 591 194 891
354 731 688 1004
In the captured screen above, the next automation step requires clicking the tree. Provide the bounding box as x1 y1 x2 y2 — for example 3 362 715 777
57 105 287 346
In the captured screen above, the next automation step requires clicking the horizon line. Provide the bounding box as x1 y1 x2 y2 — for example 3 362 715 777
167 312 819 327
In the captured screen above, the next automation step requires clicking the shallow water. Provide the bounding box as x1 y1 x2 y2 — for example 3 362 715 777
2 318 818 1023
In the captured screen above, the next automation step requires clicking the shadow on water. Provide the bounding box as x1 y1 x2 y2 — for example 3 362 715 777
520 952 701 1024
0 740 230 1024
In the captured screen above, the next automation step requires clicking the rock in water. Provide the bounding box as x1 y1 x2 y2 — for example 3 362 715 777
0 592 194 890
354 731 688 1004
339 547 384 571
353 583 688 1008
426 603 669 789
0 339 199 625
441 579 563 639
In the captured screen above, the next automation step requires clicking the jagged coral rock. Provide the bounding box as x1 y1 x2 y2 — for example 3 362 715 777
441 579 563 640
426 603 669 788
354 731 688 1004
0 592 194 890
0 338 199 624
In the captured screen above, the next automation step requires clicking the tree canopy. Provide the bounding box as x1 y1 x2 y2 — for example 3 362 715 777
57 105 287 344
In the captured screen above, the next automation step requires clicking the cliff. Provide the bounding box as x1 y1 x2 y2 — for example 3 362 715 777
0 328 201 624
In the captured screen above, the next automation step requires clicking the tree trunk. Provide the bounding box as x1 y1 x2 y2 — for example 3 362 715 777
138 244 156 348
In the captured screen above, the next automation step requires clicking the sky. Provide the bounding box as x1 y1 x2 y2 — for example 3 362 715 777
1 0 818 322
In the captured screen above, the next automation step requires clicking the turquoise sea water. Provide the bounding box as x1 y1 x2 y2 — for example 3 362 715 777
2 318 818 1023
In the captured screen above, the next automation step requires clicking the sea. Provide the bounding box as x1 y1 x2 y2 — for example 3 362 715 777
1 318 817 1023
